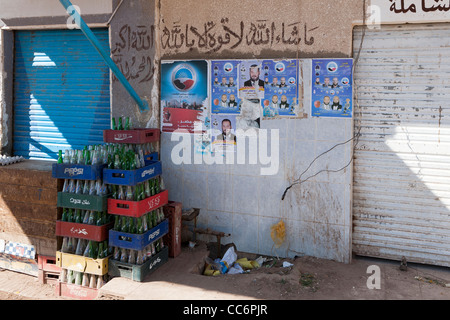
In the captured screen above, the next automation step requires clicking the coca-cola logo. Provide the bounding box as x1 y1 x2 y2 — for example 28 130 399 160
114 133 133 141
68 286 88 297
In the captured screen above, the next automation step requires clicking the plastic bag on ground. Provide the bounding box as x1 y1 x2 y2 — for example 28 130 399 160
227 263 244 274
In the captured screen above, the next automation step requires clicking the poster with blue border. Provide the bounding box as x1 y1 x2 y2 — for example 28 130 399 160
211 60 241 114
161 60 210 133
262 59 298 118
311 59 353 118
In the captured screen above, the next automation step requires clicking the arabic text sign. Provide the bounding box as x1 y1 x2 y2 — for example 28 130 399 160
370 0 450 24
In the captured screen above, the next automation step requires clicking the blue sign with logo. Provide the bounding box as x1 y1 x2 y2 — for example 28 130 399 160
161 60 209 133
211 60 241 114
262 59 299 117
311 59 353 118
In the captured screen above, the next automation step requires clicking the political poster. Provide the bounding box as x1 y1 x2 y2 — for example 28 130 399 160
211 60 241 114
211 114 237 153
161 60 210 133
311 58 353 118
238 60 265 100
262 59 299 118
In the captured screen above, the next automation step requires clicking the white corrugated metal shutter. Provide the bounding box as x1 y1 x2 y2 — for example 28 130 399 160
352 24 450 267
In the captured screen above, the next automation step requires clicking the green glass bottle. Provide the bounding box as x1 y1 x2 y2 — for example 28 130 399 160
62 208 68 222
120 216 129 233
124 117 130 130
114 215 120 231
57 150 63 164
112 117 117 130
118 117 124 130
67 208 74 223
74 209 82 224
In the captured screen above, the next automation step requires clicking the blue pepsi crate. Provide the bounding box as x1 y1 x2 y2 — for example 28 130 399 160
52 163 106 180
109 219 168 251
103 161 162 186
144 152 159 164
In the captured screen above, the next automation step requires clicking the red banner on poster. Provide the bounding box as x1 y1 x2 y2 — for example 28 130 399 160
161 107 203 133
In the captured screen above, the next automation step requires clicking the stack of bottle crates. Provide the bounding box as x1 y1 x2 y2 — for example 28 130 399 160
103 118 169 282
52 145 113 300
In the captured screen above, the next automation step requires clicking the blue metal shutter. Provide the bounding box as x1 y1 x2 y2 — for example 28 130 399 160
13 28 110 160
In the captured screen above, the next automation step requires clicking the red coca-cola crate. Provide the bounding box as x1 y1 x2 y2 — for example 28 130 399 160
107 190 168 217
55 281 99 300
55 221 113 242
163 201 182 258
103 128 160 144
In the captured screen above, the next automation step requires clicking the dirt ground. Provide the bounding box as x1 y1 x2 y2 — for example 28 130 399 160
1 240 450 300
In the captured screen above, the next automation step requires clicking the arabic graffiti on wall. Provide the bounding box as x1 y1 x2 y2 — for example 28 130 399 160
111 24 156 83
389 0 449 13
161 18 319 54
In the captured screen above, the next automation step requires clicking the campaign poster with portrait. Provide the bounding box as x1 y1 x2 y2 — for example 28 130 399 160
211 114 237 153
262 59 299 118
211 60 241 114
161 60 209 133
311 59 353 118
238 60 265 100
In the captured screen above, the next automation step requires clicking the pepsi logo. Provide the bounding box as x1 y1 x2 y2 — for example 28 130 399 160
327 62 338 73
223 63 234 73
275 62 285 73
172 64 196 92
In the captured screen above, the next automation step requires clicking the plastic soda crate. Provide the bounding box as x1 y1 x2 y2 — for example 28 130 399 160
108 246 168 282
52 163 106 180
107 190 168 217
103 128 160 144
103 161 162 186
108 219 168 250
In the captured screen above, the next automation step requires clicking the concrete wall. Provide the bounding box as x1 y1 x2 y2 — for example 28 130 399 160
109 0 159 129
0 0 366 263
0 28 13 156
159 0 365 263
